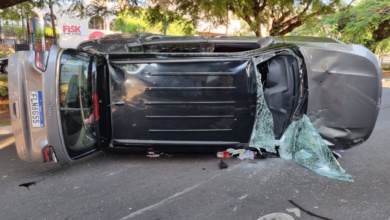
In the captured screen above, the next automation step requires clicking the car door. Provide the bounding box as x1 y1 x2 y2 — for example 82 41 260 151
108 55 257 148
9 46 103 164
107 48 301 148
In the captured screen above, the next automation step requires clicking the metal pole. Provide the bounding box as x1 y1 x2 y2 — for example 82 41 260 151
31 34 34 51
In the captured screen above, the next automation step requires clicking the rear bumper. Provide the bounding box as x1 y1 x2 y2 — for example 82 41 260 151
8 52 48 162
8 47 73 164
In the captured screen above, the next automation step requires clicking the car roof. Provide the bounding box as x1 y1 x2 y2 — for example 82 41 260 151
77 34 275 53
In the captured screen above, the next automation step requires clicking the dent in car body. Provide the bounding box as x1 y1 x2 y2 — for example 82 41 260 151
296 42 381 149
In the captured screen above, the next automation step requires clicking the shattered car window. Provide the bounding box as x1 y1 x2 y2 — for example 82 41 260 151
279 115 353 182
248 58 276 153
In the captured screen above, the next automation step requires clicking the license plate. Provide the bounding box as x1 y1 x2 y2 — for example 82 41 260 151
29 91 44 127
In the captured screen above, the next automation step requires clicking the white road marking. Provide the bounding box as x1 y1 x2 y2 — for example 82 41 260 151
286 208 301 217
119 162 246 219
238 194 248 200
258 213 295 220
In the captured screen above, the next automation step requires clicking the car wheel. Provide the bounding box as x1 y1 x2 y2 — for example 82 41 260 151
2 64 7 74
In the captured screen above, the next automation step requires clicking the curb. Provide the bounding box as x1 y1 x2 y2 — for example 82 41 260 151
0 126 13 135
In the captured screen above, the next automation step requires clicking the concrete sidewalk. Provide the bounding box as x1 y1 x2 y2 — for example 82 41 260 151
0 125 12 135
0 125 13 149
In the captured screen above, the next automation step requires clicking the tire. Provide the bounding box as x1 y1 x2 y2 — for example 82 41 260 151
1 64 7 74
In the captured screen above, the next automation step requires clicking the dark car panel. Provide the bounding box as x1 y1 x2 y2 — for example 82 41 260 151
109 57 257 146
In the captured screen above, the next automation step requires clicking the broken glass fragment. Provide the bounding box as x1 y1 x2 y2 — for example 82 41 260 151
249 60 276 153
279 115 353 182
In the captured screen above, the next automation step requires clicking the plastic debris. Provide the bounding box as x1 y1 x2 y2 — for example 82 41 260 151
147 151 160 158
279 115 353 182
216 148 246 158
146 151 172 158
332 151 342 159
216 151 232 159
238 150 257 160
220 160 228 169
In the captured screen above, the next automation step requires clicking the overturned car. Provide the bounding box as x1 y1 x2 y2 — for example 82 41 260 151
8 34 381 164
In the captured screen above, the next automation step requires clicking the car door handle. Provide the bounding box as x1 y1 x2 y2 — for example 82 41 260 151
12 101 20 118
114 100 125 106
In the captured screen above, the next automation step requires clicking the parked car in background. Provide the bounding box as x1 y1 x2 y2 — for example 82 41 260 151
0 58 8 74
7 34 382 164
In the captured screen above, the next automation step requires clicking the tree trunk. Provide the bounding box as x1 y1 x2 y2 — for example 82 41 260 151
26 14 30 44
255 22 262 37
49 3 57 46
21 9 25 43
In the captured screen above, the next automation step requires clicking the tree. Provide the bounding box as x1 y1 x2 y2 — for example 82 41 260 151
2 0 352 37
113 9 195 35
291 0 390 54
339 0 389 52
144 0 348 37
34 0 60 45
0 2 37 42
58 0 349 37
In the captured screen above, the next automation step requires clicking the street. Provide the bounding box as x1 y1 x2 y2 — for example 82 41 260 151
1 89 390 220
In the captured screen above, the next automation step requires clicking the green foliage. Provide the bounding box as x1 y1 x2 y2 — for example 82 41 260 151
0 75 8 98
0 2 36 21
0 44 14 59
55 0 344 37
43 26 60 38
375 38 390 55
2 25 24 39
340 0 389 47
291 0 390 54
145 0 344 37
114 14 149 34
114 9 195 36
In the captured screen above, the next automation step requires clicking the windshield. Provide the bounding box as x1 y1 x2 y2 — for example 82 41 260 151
59 49 96 159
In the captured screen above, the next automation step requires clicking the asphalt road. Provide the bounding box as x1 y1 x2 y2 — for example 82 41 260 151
1 89 390 220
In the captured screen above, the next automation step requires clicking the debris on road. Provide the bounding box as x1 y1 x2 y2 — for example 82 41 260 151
288 200 333 220
220 160 228 169
237 150 257 160
19 181 37 190
216 148 246 158
147 151 160 158
146 151 172 158
216 151 231 159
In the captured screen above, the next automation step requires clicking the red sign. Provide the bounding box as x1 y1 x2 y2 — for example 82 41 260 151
63 25 81 34
89 31 105 40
